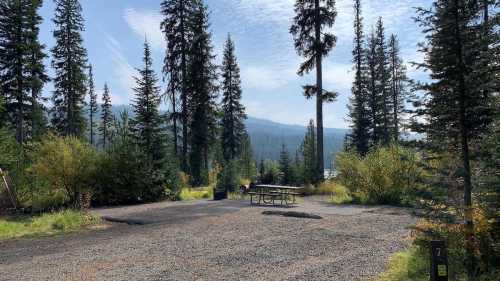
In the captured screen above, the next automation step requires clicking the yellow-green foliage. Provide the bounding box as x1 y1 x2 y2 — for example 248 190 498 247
336 145 422 205
301 181 352 204
29 134 98 206
0 210 101 240
376 247 428 281
178 186 213 201
228 191 249 200
328 183 353 204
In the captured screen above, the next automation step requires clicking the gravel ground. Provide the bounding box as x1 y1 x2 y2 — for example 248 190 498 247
0 197 416 281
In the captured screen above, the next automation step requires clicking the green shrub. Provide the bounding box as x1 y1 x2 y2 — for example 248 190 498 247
336 145 422 205
30 134 98 208
0 210 100 240
328 183 353 204
216 160 238 193
92 112 180 206
178 186 213 201
376 247 428 281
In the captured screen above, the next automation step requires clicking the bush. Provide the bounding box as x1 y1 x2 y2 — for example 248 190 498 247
376 247 428 281
92 112 180 206
216 160 238 193
93 140 177 206
336 145 422 205
260 159 281 184
178 186 213 201
30 134 98 208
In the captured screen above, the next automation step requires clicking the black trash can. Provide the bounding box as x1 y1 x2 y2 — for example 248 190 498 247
214 189 227 201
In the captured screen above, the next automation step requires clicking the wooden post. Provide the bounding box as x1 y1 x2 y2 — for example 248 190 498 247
0 168 17 209
431 240 449 281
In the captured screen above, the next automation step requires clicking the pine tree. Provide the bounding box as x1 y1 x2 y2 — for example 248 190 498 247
347 0 371 155
187 2 218 186
258 158 265 183
0 0 48 143
131 40 163 162
279 143 292 185
88 65 97 146
239 133 256 181
51 0 88 137
99 83 112 149
290 0 338 181
388 34 407 140
221 34 246 161
26 0 48 141
366 30 382 145
301 119 318 184
414 1 496 278
375 18 392 145
160 0 197 171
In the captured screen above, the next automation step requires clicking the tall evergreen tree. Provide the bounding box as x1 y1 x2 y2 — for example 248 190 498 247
160 0 197 171
0 0 48 143
388 34 407 140
366 30 382 145
131 41 163 162
279 143 292 185
26 0 48 141
347 0 371 155
99 83 112 149
290 0 338 181
375 18 392 145
414 1 496 278
88 65 97 146
221 34 246 161
301 119 318 184
187 2 218 186
239 133 256 181
51 0 88 137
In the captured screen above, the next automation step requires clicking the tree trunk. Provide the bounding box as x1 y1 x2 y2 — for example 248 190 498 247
314 0 324 182
180 2 189 172
452 1 475 279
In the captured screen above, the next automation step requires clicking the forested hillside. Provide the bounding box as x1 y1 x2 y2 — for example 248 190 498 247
104 106 347 166
246 117 347 166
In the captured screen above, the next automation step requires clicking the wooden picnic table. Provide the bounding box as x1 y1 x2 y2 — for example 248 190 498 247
248 184 303 206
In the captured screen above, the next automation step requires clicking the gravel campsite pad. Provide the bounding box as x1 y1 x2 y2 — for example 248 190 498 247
0 198 416 281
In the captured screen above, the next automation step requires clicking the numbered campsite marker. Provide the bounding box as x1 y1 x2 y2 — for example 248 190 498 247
431 240 448 281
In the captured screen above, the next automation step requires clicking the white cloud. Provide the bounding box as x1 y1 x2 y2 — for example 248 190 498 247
105 34 137 104
235 0 295 26
241 65 296 90
123 8 164 49
323 63 354 90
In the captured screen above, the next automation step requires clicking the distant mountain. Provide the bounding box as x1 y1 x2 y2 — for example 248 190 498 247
95 105 348 166
245 117 348 167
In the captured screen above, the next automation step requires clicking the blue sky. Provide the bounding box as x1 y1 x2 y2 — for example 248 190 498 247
38 0 431 129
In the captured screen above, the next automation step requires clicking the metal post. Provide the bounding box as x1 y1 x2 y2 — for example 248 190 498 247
430 240 449 281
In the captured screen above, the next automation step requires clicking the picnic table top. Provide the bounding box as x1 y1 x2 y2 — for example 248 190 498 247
254 184 303 190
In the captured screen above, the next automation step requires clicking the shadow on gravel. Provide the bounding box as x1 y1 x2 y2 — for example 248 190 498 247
262 210 323 219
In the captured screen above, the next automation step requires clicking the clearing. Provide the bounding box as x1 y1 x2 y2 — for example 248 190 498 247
0 197 416 281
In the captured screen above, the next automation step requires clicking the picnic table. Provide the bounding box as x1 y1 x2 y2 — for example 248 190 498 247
248 185 303 206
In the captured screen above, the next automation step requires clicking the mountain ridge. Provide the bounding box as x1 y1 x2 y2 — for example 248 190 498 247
105 105 348 165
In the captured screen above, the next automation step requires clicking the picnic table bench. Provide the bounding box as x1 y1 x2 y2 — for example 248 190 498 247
248 185 303 207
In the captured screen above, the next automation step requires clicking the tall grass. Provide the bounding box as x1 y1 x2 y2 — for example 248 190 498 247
0 210 101 240
178 186 214 201
376 247 428 281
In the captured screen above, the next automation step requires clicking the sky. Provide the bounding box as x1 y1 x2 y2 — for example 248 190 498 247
38 0 432 129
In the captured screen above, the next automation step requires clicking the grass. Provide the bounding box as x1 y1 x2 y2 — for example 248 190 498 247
303 181 353 204
0 210 101 240
375 247 428 281
178 186 214 201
